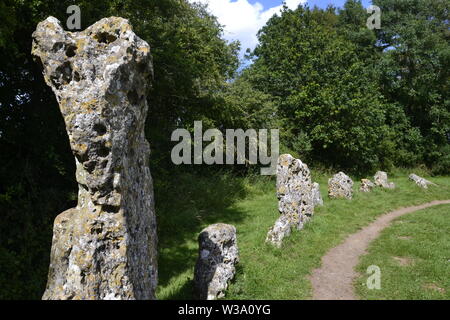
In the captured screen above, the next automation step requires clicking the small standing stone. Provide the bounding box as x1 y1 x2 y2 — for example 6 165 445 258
265 215 292 248
312 182 324 206
374 171 395 189
360 179 375 192
409 174 436 189
328 172 354 199
194 224 239 300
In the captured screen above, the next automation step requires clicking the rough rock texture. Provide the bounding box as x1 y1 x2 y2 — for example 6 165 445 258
312 182 324 206
360 179 375 193
328 172 353 199
409 174 436 189
266 154 314 247
275 154 314 227
194 224 239 300
374 171 395 189
32 17 157 300
265 215 292 248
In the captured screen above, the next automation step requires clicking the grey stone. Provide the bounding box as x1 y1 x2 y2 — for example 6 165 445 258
266 154 314 247
374 171 395 189
328 172 353 199
275 154 314 227
312 182 324 206
265 215 292 248
409 174 436 189
32 16 157 300
360 179 375 192
194 224 239 300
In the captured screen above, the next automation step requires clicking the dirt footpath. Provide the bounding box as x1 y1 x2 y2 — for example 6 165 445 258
310 200 450 300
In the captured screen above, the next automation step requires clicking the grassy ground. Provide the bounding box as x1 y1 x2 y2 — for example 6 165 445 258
355 204 450 300
155 169 450 299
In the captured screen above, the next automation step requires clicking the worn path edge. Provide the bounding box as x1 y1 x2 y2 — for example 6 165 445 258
310 200 450 300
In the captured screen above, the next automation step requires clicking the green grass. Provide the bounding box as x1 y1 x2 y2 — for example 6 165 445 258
155 170 450 299
355 204 450 300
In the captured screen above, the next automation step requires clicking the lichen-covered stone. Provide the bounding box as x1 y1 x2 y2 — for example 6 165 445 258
374 171 395 189
276 154 314 227
328 172 353 199
266 154 314 247
265 215 292 248
194 224 239 300
360 179 375 192
409 174 436 189
312 182 324 206
32 16 157 300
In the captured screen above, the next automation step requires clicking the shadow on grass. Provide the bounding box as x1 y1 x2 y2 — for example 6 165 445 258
164 278 195 300
154 169 252 299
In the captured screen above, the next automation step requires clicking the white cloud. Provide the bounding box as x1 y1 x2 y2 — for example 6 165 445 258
190 0 306 56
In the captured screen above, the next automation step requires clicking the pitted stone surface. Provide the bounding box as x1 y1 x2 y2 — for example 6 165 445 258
194 224 239 300
32 16 157 300
374 171 395 189
266 154 314 247
360 179 375 192
265 215 292 248
409 174 436 189
328 172 353 199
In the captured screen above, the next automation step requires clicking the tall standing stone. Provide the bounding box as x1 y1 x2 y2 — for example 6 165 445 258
266 154 313 247
328 172 353 199
32 17 157 300
194 224 239 300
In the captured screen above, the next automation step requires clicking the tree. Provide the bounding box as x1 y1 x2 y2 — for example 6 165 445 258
0 0 239 299
246 5 396 172
373 0 450 171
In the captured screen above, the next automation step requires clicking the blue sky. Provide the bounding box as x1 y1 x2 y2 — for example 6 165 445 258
191 0 374 57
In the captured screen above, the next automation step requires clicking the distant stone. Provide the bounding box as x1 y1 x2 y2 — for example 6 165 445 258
328 172 353 199
194 224 239 300
374 171 395 189
312 182 324 206
33 17 157 300
266 154 314 247
409 174 436 189
360 179 375 192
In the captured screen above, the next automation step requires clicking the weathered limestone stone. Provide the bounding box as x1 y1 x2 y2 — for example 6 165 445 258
409 174 436 189
32 17 157 300
360 179 375 192
266 154 314 247
312 182 324 206
265 215 292 248
275 154 314 226
328 172 353 199
374 171 395 189
194 224 239 300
